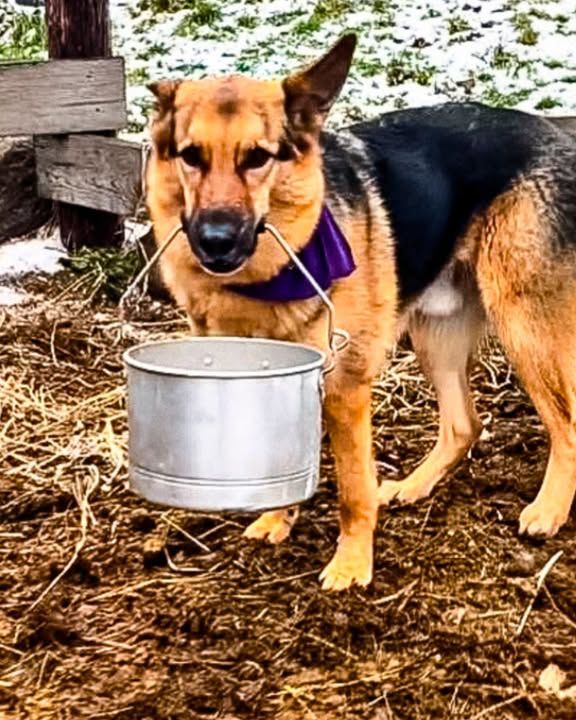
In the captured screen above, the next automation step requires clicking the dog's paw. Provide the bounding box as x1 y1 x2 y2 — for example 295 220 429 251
243 508 298 544
319 535 373 591
378 478 432 507
519 499 569 538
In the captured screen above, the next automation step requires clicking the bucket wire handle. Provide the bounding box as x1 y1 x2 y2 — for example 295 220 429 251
263 222 349 373
118 217 349 373
119 223 182 316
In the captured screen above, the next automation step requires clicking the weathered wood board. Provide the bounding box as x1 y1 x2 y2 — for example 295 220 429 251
0 59 127 136
35 134 142 215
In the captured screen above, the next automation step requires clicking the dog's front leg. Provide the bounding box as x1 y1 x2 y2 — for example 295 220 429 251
320 382 377 591
243 506 299 544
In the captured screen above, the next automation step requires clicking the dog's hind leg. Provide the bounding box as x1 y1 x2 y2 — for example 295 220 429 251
379 300 484 506
513 344 576 536
476 182 576 536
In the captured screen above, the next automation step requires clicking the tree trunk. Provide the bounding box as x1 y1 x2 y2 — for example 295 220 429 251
44 0 123 251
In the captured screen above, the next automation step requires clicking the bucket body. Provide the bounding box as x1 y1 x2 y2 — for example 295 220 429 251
123 338 325 512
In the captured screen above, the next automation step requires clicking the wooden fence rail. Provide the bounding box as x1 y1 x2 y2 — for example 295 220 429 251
0 59 127 136
35 134 142 216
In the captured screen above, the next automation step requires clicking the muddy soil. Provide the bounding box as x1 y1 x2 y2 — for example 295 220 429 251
1 275 575 719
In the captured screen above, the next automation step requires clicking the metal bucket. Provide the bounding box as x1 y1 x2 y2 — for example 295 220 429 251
124 337 326 511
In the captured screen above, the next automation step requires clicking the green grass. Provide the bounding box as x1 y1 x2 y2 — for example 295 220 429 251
371 0 391 12
490 46 532 77
385 50 437 87
310 0 353 20
482 85 531 107
393 96 409 109
294 15 323 35
268 11 306 27
544 59 564 70
447 16 472 35
234 44 275 73
136 42 170 62
237 15 259 30
126 66 150 85
369 0 394 26
491 46 517 70
175 1 222 36
477 71 494 82
64 247 141 303
0 7 46 61
355 56 385 77
535 96 562 110
527 9 569 24
294 0 353 35
514 13 539 46
131 0 203 13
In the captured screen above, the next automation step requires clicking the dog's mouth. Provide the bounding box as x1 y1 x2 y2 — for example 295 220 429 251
198 255 249 277
191 242 254 277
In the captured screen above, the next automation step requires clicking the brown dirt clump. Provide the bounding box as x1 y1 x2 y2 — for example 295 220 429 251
1 273 575 720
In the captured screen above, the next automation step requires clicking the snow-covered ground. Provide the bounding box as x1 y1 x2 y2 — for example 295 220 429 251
108 0 576 134
1 0 575 302
0 234 66 305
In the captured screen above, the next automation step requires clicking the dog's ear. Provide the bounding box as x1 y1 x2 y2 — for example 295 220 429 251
148 80 180 112
148 80 181 159
282 33 356 134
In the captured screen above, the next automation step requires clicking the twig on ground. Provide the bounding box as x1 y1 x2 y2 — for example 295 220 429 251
469 693 525 720
26 469 100 614
515 550 564 637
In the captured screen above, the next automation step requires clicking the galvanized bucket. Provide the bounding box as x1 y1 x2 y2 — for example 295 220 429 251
124 337 326 511
122 220 349 512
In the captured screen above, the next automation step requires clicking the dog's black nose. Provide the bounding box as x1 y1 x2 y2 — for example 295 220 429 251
197 220 237 259
196 210 243 260
183 207 257 274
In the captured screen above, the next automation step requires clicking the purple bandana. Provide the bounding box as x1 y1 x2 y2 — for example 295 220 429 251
229 205 356 302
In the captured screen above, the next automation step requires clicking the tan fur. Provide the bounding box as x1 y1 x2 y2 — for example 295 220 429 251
146 37 576 590
147 37 397 590
475 185 576 535
381 182 576 537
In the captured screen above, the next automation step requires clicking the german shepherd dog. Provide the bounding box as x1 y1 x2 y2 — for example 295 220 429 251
146 34 576 590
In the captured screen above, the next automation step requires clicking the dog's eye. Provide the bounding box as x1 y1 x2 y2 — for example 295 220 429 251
242 147 273 171
179 145 204 169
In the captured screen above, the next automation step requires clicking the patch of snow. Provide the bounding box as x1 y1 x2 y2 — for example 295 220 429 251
107 0 576 134
0 233 65 277
125 219 152 243
0 285 28 306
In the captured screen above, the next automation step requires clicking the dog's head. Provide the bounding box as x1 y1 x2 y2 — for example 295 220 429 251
148 34 356 276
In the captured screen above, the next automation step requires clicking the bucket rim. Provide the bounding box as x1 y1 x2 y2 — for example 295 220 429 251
122 336 327 379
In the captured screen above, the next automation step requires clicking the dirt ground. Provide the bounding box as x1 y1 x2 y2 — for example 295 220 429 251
1 272 575 720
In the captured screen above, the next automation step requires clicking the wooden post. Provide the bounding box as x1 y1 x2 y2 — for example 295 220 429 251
44 0 123 251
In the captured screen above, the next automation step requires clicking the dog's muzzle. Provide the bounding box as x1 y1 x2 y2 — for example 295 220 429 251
182 208 257 275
